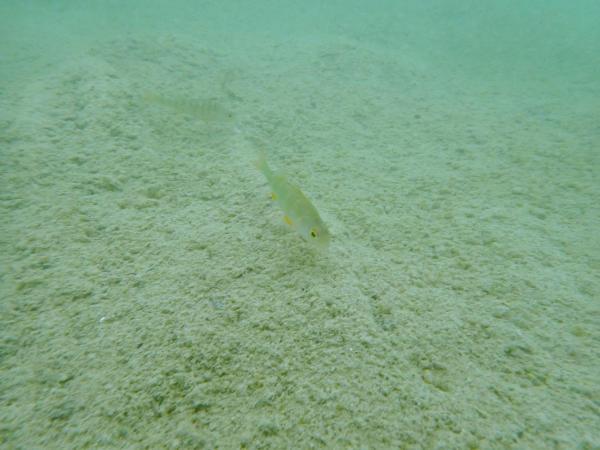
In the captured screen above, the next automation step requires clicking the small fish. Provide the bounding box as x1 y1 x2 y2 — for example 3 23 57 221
256 153 330 248
143 93 233 123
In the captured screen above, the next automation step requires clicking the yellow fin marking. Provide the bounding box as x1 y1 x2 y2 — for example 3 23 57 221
283 215 293 226
271 192 277 200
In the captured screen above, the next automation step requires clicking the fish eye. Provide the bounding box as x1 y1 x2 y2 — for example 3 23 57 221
310 228 318 238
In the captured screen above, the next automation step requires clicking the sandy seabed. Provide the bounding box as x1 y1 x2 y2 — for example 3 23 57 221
1 29 599 449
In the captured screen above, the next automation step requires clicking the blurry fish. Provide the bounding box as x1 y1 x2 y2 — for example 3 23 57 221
256 152 330 248
143 93 233 123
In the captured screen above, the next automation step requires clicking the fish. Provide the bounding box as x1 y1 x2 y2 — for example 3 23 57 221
255 153 330 248
143 93 233 123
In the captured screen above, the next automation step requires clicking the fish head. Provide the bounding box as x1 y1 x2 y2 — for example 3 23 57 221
306 223 331 249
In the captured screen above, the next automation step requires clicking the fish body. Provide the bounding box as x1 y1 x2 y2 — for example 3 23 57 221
256 154 330 248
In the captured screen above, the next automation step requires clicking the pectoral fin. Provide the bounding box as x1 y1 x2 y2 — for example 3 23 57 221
283 215 294 226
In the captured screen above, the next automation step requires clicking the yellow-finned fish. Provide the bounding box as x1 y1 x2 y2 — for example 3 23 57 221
256 153 330 248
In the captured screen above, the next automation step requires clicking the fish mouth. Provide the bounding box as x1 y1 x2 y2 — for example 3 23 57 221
312 233 331 249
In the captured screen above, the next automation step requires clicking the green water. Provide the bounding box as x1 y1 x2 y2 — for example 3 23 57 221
1 1 598 448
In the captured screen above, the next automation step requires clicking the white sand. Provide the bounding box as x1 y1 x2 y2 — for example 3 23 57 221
1 2 599 448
